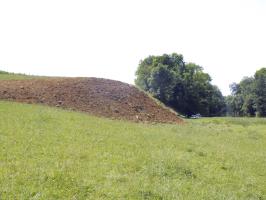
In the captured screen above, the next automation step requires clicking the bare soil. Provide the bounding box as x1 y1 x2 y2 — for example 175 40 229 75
0 78 182 123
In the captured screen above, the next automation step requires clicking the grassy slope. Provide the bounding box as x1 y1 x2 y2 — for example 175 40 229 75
0 102 265 199
0 71 43 80
0 71 31 80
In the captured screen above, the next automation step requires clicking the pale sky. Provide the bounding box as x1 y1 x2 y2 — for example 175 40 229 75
0 0 265 95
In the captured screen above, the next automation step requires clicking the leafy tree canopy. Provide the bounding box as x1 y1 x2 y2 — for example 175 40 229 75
135 53 226 117
226 68 266 117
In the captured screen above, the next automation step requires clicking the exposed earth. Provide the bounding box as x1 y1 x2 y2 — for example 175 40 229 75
0 78 182 123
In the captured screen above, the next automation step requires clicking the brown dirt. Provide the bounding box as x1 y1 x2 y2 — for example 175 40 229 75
0 77 183 124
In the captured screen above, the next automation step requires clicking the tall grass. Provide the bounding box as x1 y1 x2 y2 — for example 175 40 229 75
0 101 265 199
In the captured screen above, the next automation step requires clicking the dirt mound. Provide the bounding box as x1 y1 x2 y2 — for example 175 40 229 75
0 78 182 123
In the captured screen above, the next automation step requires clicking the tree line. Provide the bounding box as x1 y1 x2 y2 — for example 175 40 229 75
226 68 266 117
135 53 266 117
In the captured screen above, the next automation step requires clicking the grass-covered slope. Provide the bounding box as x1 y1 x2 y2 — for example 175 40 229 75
0 101 266 199
0 70 34 80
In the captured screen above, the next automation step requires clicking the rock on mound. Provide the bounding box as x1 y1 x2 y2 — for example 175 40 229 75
0 78 182 123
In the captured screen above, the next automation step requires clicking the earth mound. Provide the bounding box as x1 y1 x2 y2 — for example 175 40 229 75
0 78 182 123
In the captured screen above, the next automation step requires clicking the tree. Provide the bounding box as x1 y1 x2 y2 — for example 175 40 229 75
225 94 244 117
239 77 256 116
226 69 266 117
207 85 226 116
254 68 266 117
226 78 256 117
135 53 226 117
149 64 177 102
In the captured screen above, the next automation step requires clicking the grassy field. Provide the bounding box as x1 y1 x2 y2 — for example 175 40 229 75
0 71 31 80
0 71 44 80
0 101 265 199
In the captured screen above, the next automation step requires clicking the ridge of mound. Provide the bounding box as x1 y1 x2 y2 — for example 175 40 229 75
0 78 182 123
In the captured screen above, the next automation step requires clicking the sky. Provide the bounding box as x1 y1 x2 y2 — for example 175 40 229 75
0 0 265 95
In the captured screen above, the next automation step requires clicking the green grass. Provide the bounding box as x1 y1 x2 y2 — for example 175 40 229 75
0 101 265 199
0 70 39 80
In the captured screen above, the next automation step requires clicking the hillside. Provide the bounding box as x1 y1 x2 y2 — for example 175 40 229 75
0 70 35 80
0 77 182 123
0 101 265 199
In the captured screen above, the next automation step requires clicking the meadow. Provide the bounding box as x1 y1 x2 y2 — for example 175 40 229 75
0 71 46 81
0 101 265 199
0 71 33 80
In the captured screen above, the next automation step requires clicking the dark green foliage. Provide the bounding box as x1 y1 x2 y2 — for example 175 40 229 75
148 64 177 102
226 68 266 117
254 68 266 117
0 70 9 74
226 78 256 117
135 53 226 117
